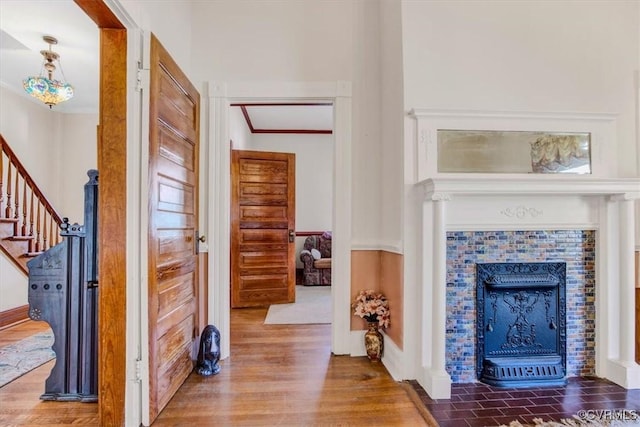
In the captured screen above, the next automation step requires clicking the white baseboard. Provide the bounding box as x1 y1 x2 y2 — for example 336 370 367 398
605 359 640 389
381 331 404 380
350 330 404 381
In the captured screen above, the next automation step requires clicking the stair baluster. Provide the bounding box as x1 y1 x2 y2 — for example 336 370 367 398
5 161 11 219
28 190 34 252
13 166 19 231
0 135 63 274
0 148 4 214
35 202 41 253
21 177 27 236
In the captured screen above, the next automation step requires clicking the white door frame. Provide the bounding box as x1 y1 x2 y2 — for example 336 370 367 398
207 81 352 358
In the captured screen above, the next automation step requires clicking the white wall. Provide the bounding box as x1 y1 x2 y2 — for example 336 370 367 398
191 0 383 245
60 113 98 222
350 0 382 247
191 0 354 83
1 86 63 206
0 87 97 222
380 0 404 249
0 255 26 311
229 106 252 150
118 0 193 76
402 0 639 178
0 86 97 312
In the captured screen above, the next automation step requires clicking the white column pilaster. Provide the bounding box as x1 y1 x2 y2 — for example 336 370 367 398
422 192 452 398
619 198 635 363
607 194 640 389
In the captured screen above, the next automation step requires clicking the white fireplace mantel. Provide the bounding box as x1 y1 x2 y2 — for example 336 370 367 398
422 176 640 199
416 175 640 399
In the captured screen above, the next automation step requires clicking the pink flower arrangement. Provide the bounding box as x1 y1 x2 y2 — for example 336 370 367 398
352 290 390 328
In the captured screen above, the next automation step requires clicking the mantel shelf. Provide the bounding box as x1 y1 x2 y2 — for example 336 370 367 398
420 176 640 199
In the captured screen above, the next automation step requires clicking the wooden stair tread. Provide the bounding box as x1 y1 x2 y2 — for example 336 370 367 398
6 235 35 241
0 218 19 223
24 252 43 257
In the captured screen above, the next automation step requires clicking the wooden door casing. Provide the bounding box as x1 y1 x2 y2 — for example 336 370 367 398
148 34 200 423
231 150 295 308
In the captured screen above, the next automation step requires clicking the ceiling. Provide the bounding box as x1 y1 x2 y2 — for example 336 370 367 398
0 1 333 132
0 0 99 113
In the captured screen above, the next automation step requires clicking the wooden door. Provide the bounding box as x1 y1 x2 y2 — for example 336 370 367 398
148 34 200 423
231 150 295 308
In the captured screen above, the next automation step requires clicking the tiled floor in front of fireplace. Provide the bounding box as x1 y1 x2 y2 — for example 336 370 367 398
409 377 640 427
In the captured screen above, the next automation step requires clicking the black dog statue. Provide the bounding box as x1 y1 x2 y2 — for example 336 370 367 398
195 324 221 376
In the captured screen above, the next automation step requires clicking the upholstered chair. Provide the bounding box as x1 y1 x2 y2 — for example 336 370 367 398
299 232 332 286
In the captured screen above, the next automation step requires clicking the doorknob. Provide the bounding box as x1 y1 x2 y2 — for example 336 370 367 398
195 231 206 255
288 230 295 243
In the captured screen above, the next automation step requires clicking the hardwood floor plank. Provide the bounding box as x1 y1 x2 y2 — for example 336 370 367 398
0 319 50 345
0 310 430 426
154 307 428 426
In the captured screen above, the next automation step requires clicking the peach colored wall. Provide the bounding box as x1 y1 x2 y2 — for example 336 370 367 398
380 251 403 349
636 251 640 363
350 250 403 350
350 251 380 330
637 288 640 363
636 251 639 288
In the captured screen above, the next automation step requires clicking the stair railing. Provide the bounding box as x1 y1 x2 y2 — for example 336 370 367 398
0 134 63 253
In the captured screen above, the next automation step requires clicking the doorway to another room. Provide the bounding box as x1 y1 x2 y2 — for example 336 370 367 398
208 81 353 360
229 104 334 327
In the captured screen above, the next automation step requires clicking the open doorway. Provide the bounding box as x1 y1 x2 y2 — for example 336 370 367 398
229 103 334 325
208 81 353 360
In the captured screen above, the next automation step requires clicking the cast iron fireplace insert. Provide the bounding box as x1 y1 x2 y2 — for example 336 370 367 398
476 262 567 387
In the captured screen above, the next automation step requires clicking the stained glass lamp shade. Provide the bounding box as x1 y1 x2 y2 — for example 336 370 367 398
22 36 74 109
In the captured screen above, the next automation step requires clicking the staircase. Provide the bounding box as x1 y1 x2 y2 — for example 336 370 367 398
0 134 62 275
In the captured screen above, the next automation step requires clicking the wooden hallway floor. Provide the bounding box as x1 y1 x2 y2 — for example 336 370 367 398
0 308 430 426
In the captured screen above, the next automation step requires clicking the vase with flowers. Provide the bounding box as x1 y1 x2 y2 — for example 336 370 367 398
352 290 390 361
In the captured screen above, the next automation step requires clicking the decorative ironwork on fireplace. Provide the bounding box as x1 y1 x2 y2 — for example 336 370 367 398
476 262 567 387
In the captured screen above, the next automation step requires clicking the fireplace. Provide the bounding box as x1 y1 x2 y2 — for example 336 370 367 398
476 262 567 387
408 110 640 399
413 174 639 399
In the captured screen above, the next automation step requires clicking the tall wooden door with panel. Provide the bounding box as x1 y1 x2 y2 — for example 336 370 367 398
147 34 200 423
231 150 296 308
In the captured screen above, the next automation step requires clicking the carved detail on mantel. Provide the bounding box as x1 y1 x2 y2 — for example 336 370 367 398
500 206 544 219
431 192 452 202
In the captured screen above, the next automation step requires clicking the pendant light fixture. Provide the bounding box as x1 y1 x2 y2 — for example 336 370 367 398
22 35 74 109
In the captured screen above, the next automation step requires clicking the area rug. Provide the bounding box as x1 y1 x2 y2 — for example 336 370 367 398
264 285 331 324
0 330 55 387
